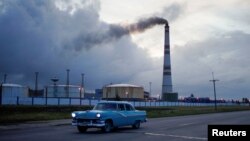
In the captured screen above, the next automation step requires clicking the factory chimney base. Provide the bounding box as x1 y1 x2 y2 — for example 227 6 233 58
162 92 178 102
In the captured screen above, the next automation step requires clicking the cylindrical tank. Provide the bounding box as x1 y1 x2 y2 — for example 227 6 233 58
103 84 144 100
1 83 28 98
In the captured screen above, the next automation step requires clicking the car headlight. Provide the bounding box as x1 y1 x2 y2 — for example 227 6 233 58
96 113 101 118
71 113 76 118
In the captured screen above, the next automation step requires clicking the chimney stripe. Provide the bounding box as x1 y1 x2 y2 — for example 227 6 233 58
163 72 172 75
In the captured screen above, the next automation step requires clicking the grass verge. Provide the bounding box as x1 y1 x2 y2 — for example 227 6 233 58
0 105 250 125
137 106 250 118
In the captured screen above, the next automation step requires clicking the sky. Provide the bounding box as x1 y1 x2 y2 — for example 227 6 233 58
0 0 249 100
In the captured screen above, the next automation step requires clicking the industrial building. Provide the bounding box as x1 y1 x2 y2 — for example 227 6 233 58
162 21 178 101
102 84 144 101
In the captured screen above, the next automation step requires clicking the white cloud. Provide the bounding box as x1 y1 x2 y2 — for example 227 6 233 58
172 31 250 99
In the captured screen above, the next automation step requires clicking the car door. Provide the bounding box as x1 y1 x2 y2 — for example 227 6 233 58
115 104 128 126
125 104 136 125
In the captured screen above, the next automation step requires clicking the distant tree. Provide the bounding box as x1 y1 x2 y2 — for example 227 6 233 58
190 93 194 98
242 98 249 103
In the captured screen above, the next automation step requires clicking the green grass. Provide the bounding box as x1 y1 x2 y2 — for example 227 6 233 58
138 106 250 118
0 105 92 125
0 105 250 125
0 112 69 124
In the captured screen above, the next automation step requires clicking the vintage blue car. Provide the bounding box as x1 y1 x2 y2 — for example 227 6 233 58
71 101 147 133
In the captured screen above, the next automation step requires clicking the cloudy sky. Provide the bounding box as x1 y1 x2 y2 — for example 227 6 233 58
0 0 249 100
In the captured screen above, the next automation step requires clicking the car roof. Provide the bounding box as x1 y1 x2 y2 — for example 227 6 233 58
98 101 131 104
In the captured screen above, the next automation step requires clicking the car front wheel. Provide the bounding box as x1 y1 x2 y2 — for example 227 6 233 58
132 120 140 129
102 120 113 133
77 126 87 133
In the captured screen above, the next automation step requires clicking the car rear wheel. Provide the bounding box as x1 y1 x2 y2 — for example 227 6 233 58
77 126 87 133
102 120 113 133
132 120 140 129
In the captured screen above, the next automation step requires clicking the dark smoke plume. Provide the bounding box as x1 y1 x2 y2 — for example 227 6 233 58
109 16 168 38
69 16 167 50
126 16 168 33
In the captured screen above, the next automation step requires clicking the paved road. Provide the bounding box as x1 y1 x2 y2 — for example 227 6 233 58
1 111 250 141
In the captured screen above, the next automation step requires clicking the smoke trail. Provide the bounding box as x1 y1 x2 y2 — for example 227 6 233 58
108 16 167 38
126 16 168 33
69 16 167 50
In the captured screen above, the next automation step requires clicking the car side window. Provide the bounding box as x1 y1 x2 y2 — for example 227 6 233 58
105 103 117 110
125 104 134 111
118 104 125 111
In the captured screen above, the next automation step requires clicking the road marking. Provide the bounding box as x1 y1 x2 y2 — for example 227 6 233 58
145 132 207 140
180 122 195 126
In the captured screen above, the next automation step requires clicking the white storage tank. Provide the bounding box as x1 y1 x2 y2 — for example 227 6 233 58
1 83 28 98
103 84 144 100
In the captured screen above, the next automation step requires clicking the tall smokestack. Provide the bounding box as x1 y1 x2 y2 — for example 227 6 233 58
162 22 173 97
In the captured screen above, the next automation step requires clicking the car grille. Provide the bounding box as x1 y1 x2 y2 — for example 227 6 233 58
73 118 98 124
78 119 97 123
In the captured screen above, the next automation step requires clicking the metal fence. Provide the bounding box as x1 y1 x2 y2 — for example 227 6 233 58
1 96 249 107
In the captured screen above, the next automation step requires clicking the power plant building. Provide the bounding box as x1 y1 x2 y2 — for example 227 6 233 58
103 84 144 100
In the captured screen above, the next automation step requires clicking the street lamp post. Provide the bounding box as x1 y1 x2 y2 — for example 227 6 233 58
3 74 7 83
80 73 84 97
82 73 85 95
149 82 152 98
79 73 84 105
66 69 70 97
35 72 39 95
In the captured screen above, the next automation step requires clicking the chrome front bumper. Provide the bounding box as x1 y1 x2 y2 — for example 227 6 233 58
72 119 105 127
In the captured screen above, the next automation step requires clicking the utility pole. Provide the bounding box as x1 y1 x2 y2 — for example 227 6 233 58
35 72 39 96
80 73 84 98
210 72 219 110
1 74 7 105
3 74 7 83
66 69 70 97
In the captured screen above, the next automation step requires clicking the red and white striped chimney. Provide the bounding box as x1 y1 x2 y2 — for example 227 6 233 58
162 23 173 97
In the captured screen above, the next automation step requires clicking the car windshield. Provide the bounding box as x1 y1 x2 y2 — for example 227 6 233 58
93 103 117 111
